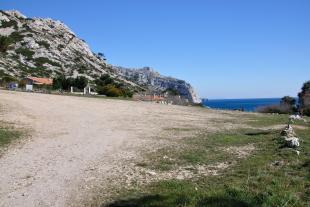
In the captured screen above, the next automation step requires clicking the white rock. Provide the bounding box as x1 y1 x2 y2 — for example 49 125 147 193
285 137 300 148
281 125 296 137
289 115 306 122
0 27 15 36
146 171 157 176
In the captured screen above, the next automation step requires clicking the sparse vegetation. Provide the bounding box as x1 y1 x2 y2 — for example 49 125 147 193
257 104 292 114
8 31 24 43
0 20 18 29
95 74 133 97
37 40 50 49
257 96 297 114
0 123 21 148
105 114 309 207
34 57 61 67
0 36 12 53
57 44 65 51
15 47 35 60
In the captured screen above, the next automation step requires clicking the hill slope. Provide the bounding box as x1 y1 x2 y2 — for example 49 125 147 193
0 10 200 103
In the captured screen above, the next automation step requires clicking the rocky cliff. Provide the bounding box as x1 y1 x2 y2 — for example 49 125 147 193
0 10 200 103
114 66 201 103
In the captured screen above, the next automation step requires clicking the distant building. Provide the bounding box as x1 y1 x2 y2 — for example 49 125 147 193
23 77 53 86
133 94 165 102
23 77 53 91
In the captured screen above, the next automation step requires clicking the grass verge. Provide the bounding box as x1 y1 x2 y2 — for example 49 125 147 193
104 114 309 207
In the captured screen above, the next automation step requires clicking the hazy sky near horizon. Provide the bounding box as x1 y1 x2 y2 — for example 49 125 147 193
1 0 309 99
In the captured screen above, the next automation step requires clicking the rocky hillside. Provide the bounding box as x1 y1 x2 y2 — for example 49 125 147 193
0 10 200 103
114 66 200 103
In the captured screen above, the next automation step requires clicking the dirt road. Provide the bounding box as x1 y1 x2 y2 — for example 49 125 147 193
0 90 236 207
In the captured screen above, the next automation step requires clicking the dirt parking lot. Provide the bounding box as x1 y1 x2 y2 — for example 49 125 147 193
0 90 238 207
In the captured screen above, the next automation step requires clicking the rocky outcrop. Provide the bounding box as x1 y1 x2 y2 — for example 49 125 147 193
0 10 110 79
280 125 300 148
0 10 200 103
114 66 201 103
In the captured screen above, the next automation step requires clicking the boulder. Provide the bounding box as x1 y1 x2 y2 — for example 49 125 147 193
284 137 300 148
280 124 296 138
289 115 306 122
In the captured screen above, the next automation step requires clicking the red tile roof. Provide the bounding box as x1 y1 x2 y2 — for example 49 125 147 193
27 77 53 85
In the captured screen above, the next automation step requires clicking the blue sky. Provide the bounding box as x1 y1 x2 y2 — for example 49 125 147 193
1 0 309 98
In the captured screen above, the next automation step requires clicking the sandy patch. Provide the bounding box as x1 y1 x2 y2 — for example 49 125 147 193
222 144 255 159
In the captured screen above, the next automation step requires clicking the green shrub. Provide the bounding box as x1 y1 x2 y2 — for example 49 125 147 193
34 57 61 67
96 84 122 97
9 32 24 43
0 20 18 29
53 75 88 91
57 44 65 51
37 40 50 49
77 65 88 74
0 36 12 53
95 74 134 97
256 104 293 114
15 48 35 60
74 76 88 90
95 74 114 86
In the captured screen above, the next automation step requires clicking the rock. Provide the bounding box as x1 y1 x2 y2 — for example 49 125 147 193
281 124 296 138
284 137 300 148
272 160 284 166
280 125 300 148
0 10 109 79
146 171 157 176
113 66 201 103
289 115 306 122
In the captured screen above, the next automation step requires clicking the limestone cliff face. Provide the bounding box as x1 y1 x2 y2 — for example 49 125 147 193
113 66 201 103
0 10 200 103
0 10 110 79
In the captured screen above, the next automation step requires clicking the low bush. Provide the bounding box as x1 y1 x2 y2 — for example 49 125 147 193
52 75 88 90
37 40 50 49
96 84 122 97
9 32 24 43
256 104 293 114
0 20 18 29
15 47 35 60
0 36 12 53
95 74 134 97
34 57 61 67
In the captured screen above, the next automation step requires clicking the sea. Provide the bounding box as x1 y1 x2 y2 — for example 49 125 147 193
202 98 281 112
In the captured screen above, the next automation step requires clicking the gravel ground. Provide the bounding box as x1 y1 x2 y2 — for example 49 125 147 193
0 90 240 207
